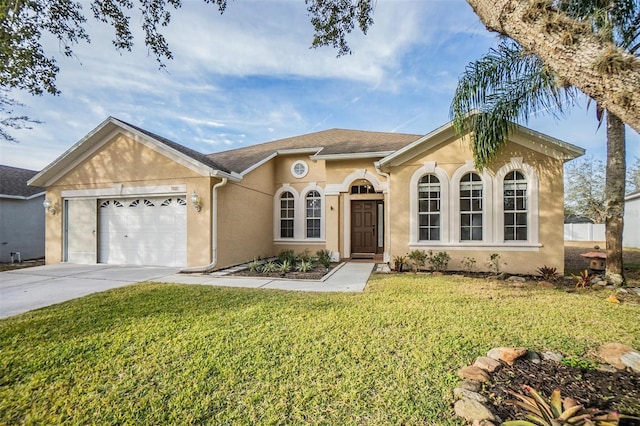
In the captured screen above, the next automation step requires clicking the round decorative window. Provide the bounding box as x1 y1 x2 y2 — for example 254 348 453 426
291 160 309 178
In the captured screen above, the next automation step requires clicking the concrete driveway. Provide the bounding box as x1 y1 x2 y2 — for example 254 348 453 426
0 264 179 319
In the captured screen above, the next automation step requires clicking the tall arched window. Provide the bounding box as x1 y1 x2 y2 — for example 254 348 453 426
503 171 527 241
306 190 321 238
460 172 483 241
280 191 295 238
418 174 441 241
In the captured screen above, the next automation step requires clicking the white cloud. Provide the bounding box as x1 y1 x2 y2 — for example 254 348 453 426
178 116 226 127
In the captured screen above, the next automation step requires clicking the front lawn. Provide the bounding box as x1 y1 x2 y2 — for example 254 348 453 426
1 275 638 425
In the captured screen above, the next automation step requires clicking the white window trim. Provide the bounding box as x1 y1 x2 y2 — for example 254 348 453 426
409 161 450 244
291 160 309 178
406 159 541 250
273 184 300 241
325 169 387 195
301 183 325 241
450 160 494 244
493 157 540 245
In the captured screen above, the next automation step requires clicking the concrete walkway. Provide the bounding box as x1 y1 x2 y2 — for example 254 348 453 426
159 262 375 293
0 262 374 319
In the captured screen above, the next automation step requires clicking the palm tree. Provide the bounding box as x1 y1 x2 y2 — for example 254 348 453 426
451 0 639 285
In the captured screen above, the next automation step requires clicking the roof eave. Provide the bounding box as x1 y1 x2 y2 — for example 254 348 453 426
378 121 455 169
0 191 45 200
310 151 395 161
29 117 235 187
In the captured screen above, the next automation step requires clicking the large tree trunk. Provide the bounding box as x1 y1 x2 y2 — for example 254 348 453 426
466 0 640 134
605 111 626 286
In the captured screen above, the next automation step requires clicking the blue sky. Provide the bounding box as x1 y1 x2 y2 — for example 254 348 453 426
2 0 639 171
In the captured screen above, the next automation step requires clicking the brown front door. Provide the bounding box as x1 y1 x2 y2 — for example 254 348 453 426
351 200 377 255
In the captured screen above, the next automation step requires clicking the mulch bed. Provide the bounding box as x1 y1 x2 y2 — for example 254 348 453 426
482 358 640 423
232 264 338 280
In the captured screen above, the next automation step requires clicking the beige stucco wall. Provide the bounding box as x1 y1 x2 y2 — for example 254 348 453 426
43 133 213 266
215 160 276 268
388 135 566 275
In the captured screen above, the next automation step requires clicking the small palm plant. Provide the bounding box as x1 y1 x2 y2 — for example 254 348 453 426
572 269 595 288
502 385 639 426
260 261 278 273
537 266 561 282
248 259 261 274
278 260 292 275
297 259 315 273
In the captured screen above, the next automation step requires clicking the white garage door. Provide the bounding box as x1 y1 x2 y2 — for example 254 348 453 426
98 196 187 267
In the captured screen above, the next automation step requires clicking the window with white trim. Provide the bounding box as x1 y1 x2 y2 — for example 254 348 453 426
305 190 321 238
460 172 483 241
291 160 308 178
418 174 441 241
280 191 295 238
503 170 527 241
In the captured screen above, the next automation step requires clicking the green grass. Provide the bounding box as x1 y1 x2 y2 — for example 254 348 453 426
1 275 638 425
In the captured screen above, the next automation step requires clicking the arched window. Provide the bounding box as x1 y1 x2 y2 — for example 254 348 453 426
418 175 441 241
460 172 483 241
306 190 321 238
503 171 527 241
280 191 295 238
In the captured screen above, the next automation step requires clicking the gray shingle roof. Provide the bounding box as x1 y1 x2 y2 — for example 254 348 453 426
118 119 232 174
207 128 422 174
0 165 44 198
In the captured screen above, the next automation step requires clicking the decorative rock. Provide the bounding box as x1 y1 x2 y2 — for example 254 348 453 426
454 399 496 422
616 288 629 294
458 366 490 382
453 387 488 403
525 351 541 364
542 351 563 362
474 356 502 373
620 351 640 373
538 281 555 288
487 347 528 365
458 380 481 392
495 272 509 280
507 276 526 282
596 343 635 370
597 364 618 373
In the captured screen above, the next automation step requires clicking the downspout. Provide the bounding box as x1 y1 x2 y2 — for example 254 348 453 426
180 177 228 273
374 163 391 264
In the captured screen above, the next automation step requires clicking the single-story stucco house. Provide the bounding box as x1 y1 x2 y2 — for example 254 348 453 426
624 190 640 248
28 116 585 274
0 165 45 263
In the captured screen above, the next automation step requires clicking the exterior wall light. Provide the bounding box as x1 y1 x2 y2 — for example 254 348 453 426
43 198 57 215
191 191 202 212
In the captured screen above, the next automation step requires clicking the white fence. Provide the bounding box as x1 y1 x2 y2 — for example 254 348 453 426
564 223 605 241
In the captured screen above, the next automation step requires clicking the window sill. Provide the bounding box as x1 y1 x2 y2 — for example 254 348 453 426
409 242 542 251
274 239 326 244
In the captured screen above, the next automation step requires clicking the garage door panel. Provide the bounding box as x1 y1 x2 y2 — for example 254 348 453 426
97 196 187 267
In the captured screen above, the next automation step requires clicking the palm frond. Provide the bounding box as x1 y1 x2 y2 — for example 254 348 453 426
450 41 575 169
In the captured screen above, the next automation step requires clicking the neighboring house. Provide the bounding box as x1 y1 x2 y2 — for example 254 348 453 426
0 165 45 262
29 116 584 274
624 190 640 248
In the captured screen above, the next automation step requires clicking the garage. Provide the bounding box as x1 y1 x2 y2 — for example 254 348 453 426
98 196 187 267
